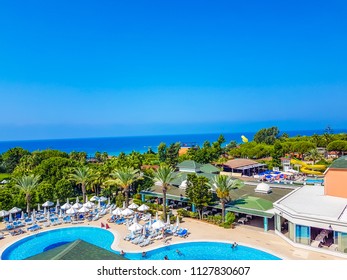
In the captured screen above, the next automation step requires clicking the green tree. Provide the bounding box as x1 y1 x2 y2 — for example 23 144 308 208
253 127 280 145
1 147 31 173
166 142 181 167
272 142 284 167
109 166 139 207
13 174 40 214
208 175 244 222
306 148 322 164
152 164 177 222
69 166 94 203
158 142 167 163
185 174 213 219
327 140 347 156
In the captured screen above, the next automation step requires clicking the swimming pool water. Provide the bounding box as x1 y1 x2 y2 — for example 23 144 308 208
306 179 324 184
1 227 115 260
1 227 280 260
125 242 280 260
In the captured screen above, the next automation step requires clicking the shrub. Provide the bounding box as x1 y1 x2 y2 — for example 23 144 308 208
132 198 142 206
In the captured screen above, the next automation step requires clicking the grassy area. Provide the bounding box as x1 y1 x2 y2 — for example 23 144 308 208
0 173 11 181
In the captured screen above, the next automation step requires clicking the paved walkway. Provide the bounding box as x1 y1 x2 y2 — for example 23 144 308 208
0 215 345 260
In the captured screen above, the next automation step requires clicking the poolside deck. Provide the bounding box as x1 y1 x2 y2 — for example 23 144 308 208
0 214 344 260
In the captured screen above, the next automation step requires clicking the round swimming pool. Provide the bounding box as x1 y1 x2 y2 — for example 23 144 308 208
1 227 280 260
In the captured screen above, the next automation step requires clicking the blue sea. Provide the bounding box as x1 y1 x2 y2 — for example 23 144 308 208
0 129 346 156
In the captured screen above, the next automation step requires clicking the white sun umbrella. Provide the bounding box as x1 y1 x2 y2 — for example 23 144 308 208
61 202 71 210
20 211 25 220
128 202 139 210
122 201 126 209
43 207 47 216
112 207 122 216
9 213 13 223
97 200 101 209
66 207 77 215
166 214 170 225
121 208 134 216
9 207 21 214
72 201 82 209
55 205 59 213
42 201 54 207
129 221 143 232
78 205 89 213
32 209 36 218
31 212 35 223
138 204 149 212
107 197 111 205
0 210 9 217
90 196 99 202
152 219 166 230
99 196 107 202
37 203 41 211
59 209 63 218
46 211 50 221
83 201 94 208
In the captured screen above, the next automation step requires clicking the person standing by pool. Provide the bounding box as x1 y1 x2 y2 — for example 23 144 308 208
164 255 169 260
142 251 147 258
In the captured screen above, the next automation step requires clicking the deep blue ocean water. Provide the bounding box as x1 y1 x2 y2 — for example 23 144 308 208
0 129 346 156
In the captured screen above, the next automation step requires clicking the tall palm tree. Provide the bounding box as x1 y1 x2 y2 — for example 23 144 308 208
70 166 94 203
306 148 322 164
109 166 139 207
14 174 40 215
208 175 244 222
152 165 177 222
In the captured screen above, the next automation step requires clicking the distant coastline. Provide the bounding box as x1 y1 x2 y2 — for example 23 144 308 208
0 128 346 156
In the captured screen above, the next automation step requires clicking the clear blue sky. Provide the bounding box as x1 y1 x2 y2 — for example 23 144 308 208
0 0 346 140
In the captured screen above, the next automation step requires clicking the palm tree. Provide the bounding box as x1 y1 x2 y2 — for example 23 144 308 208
152 164 177 222
306 148 322 164
70 166 94 203
109 166 139 207
208 175 244 222
14 174 40 215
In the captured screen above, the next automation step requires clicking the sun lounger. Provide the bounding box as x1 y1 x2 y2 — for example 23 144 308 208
6 223 14 230
132 235 145 245
0 232 4 239
139 237 152 247
63 216 72 223
24 218 33 226
177 228 188 238
27 224 41 232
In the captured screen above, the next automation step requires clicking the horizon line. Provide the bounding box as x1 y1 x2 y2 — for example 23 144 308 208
1 128 346 143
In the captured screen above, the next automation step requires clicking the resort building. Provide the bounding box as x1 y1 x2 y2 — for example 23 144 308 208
140 160 293 232
274 156 347 255
222 159 267 177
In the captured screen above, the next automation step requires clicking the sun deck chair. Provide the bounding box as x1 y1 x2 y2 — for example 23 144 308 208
0 232 4 239
173 228 184 236
132 235 145 245
27 224 41 232
63 216 72 223
116 217 125 224
177 228 188 238
139 237 152 247
6 223 14 230
24 218 33 226
92 213 100 221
